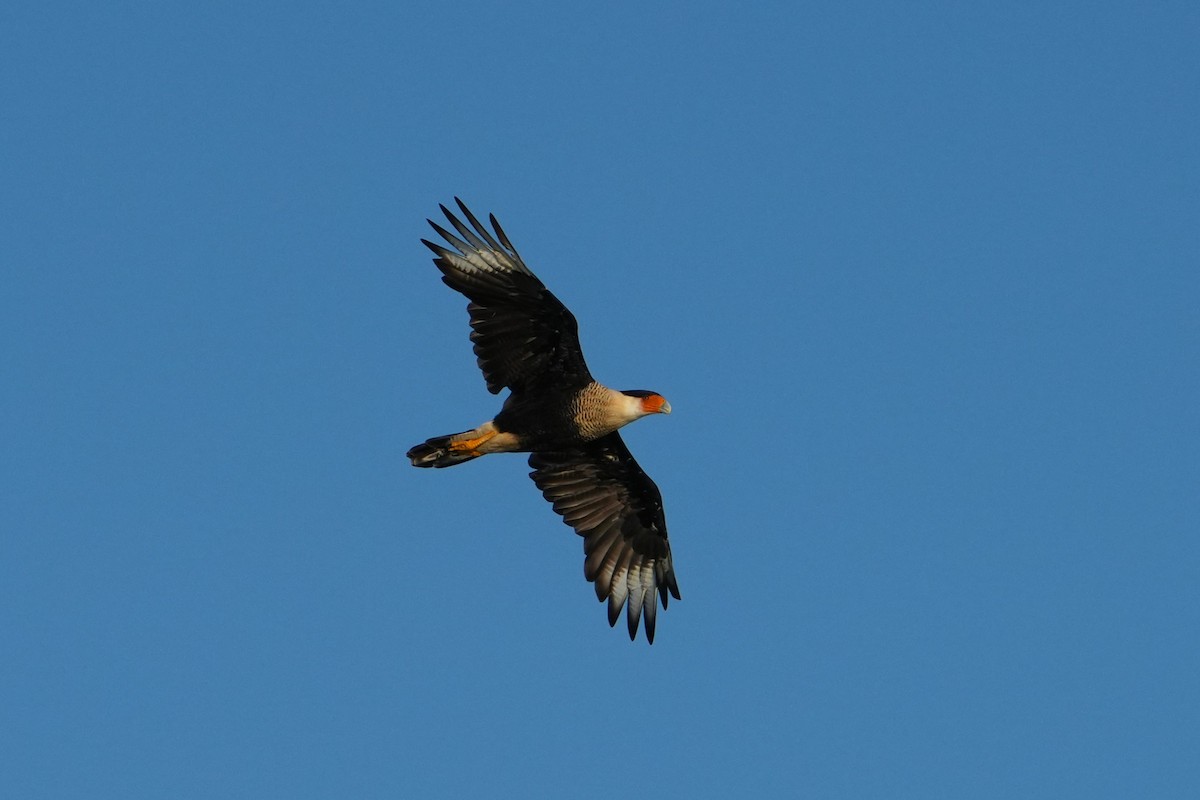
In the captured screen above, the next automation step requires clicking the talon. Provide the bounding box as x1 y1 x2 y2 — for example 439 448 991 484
449 430 497 452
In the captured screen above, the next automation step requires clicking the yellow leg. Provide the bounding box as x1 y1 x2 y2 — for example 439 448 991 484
448 429 498 452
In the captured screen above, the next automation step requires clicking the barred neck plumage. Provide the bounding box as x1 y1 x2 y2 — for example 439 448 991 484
572 383 671 441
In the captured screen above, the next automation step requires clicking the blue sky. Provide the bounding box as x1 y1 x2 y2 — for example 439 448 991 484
3 2 1197 797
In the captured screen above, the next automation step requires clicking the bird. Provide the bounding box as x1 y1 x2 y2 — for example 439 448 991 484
407 198 681 643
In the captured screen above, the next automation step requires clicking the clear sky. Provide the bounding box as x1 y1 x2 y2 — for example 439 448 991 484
3 2 1197 797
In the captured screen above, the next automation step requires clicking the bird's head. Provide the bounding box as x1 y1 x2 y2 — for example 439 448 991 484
622 389 672 416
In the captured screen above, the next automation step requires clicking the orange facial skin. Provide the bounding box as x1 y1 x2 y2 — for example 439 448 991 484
640 394 672 415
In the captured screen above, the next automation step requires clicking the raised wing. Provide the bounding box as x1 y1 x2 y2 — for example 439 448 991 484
529 432 681 643
422 199 593 394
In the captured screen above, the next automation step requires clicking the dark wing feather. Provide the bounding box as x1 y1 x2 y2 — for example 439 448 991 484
529 432 681 643
421 199 593 394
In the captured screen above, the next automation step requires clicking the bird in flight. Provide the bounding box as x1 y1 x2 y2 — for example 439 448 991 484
407 199 680 643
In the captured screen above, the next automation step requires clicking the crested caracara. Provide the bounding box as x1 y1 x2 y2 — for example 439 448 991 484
407 199 680 643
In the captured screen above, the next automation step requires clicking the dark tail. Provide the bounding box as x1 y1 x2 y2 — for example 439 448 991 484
407 432 482 468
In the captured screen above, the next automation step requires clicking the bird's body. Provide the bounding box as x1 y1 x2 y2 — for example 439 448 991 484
407 199 680 643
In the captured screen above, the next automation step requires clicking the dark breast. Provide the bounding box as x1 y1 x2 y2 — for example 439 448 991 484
494 383 604 451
